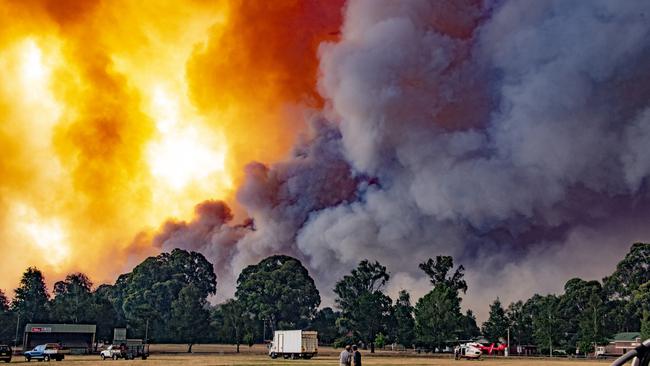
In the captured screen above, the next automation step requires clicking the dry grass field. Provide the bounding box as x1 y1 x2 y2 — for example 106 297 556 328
5 345 617 365
9 354 612 366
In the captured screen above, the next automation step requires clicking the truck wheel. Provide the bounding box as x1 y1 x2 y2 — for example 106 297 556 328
270 352 277 359
25 356 31 362
283 354 290 359
291 353 298 360
113 354 118 360
44 355 50 362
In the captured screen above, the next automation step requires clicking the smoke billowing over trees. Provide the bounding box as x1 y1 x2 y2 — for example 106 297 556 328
0 243 648 355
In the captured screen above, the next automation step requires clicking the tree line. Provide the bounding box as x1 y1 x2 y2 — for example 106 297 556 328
481 242 650 355
0 244 648 355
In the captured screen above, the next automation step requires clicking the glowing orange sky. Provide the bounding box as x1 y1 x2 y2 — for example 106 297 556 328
0 0 344 293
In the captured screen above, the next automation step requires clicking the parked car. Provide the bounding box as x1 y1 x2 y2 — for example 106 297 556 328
24 343 67 362
0 345 11 363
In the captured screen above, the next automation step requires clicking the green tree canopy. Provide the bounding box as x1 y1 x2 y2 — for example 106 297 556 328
335 260 389 309
577 292 606 354
394 290 415 347
602 244 650 335
334 260 392 353
90 287 123 343
530 294 564 356
12 267 49 323
220 299 253 353
170 285 211 353
460 310 481 341
309 307 341 345
507 300 533 346
50 273 94 323
0 290 17 344
604 243 650 299
414 284 462 350
634 282 650 340
236 255 320 331
641 310 650 341
482 298 508 343
0 290 8 312
414 255 467 350
559 278 606 353
418 256 467 294
117 249 217 340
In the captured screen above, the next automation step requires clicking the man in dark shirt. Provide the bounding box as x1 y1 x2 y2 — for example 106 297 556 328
352 345 361 366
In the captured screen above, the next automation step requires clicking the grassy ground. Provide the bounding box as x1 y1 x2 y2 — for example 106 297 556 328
5 345 615 365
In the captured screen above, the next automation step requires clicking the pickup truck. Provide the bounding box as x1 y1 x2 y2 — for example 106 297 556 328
100 343 149 360
100 345 122 360
24 343 67 362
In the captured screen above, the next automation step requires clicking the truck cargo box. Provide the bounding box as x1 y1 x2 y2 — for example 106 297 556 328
268 330 318 359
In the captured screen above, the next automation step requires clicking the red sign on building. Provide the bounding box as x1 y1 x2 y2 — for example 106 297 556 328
30 327 52 333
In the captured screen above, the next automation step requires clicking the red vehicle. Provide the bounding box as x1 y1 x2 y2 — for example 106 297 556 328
477 343 507 355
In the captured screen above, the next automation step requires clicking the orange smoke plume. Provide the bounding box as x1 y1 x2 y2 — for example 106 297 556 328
0 0 344 292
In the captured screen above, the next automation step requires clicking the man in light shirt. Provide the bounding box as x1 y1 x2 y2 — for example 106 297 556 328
339 345 352 366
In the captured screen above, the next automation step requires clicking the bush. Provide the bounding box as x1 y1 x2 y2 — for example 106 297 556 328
333 335 356 349
375 333 386 349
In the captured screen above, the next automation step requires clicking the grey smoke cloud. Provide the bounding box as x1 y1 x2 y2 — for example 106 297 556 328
155 0 650 320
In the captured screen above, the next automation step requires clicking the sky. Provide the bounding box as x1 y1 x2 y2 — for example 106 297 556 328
1 0 650 321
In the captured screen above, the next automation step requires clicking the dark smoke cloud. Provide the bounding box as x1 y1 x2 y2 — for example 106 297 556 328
156 118 358 299
157 0 650 320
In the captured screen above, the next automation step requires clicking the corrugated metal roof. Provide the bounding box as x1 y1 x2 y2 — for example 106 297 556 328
24 324 96 334
611 332 640 341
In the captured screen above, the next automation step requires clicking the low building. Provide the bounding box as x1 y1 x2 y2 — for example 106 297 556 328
510 344 537 356
603 332 642 356
23 324 96 354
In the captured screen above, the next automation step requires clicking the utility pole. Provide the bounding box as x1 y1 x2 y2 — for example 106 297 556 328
14 313 20 348
549 312 553 358
145 319 149 344
506 328 510 357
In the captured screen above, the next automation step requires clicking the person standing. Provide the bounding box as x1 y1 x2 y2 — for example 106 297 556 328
352 345 362 366
339 345 352 366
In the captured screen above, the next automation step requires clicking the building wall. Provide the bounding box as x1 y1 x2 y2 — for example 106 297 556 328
605 340 641 356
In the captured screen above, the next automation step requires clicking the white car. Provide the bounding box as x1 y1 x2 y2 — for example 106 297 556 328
100 345 122 360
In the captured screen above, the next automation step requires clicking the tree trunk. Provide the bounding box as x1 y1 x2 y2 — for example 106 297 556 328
236 342 240 353
270 315 277 334
187 343 193 353
370 342 375 353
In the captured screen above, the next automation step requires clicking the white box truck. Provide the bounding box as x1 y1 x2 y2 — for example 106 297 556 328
268 330 318 359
